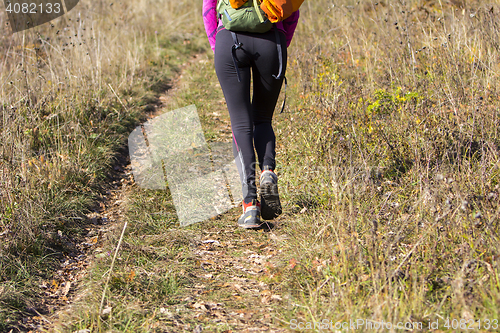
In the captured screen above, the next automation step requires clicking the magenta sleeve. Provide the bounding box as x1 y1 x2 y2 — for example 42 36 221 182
203 0 218 52
281 10 300 48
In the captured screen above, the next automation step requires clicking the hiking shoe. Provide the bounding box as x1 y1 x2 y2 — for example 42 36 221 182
259 168 282 220
238 199 263 229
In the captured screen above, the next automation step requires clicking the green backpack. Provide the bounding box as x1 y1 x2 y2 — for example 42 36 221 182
217 0 273 33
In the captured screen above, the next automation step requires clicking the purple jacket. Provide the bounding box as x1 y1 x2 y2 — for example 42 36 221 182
202 0 300 52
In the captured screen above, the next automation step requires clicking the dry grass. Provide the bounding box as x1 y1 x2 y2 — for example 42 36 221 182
58 0 500 331
274 0 500 328
0 0 206 329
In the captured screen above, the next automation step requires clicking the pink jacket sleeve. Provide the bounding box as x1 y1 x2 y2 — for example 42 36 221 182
276 10 300 48
202 0 218 52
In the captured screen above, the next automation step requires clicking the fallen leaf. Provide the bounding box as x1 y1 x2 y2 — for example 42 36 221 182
50 280 59 292
202 239 220 245
288 258 298 269
192 302 206 309
101 306 112 316
60 281 71 297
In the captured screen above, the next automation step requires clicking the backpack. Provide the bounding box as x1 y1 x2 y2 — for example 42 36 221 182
260 0 305 23
217 0 273 33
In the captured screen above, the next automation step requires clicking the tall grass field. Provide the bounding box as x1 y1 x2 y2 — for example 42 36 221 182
0 0 205 329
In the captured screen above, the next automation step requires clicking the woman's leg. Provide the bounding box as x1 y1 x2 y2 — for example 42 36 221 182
214 29 287 206
252 31 287 171
214 29 257 204
251 30 287 220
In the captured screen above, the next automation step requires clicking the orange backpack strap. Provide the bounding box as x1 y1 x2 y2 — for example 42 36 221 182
230 0 248 8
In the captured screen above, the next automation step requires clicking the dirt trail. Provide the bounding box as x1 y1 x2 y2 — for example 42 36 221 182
23 53 291 332
157 228 290 332
138 54 291 331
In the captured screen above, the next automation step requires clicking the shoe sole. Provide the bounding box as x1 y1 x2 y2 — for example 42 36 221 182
260 182 282 220
238 217 263 229
238 221 263 229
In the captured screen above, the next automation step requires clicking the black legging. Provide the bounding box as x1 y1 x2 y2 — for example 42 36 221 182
214 27 287 204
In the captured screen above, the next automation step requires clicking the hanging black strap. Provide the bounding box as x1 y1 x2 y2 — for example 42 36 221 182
231 31 243 82
271 28 287 113
280 76 287 113
231 28 285 98
272 28 283 80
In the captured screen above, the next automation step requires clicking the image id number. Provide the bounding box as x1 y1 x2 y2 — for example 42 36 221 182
6 2 62 14
443 318 499 330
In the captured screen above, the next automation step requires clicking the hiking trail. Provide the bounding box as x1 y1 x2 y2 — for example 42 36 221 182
26 52 292 333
